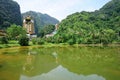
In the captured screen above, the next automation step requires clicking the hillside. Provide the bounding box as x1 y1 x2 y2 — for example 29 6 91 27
54 0 120 44
0 0 22 29
22 11 59 34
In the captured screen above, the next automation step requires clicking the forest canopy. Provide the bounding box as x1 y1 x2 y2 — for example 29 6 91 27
52 0 120 44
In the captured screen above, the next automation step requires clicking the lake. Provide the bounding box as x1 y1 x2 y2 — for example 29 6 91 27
0 46 120 80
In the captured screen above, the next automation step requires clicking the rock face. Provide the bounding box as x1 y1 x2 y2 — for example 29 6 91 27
0 0 22 29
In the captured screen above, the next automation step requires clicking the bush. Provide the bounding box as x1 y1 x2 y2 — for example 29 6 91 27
19 36 29 46
67 39 75 45
37 38 45 45
31 38 37 44
0 37 8 44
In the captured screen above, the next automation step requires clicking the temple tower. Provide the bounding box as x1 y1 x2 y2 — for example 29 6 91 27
23 16 35 35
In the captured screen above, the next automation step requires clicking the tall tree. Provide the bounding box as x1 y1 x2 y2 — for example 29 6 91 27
6 24 26 40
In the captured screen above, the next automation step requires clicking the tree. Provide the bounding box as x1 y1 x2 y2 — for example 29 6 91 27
18 35 29 46
99 29 116 44
6 24 26 40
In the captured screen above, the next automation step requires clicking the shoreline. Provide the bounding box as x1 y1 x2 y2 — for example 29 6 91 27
0 43 120 49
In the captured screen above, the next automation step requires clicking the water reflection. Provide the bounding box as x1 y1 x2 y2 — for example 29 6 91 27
20 65 105 80
0 46 119 80
52 52 58 64
21 50 59 77
23 51 35 72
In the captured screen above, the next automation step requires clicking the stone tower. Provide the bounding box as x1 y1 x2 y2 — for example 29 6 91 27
23 16 35 35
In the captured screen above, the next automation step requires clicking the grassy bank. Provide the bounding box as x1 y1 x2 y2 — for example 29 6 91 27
0 40 19 48
0 40 120 49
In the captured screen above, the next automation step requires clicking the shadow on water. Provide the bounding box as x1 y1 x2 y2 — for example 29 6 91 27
0 46 120 80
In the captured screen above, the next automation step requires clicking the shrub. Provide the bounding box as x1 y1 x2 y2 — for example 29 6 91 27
37 38 45 45
19 36 29 46
0 37 8 44
31 38 37 44
67 39 75 45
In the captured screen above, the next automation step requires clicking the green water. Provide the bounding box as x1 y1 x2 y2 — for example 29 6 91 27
0 46 120 80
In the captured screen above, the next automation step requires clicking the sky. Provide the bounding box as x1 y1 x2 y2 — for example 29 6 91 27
14 0 111 21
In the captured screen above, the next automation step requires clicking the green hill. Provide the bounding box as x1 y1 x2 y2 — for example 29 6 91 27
54 0 120 44
0 0 22 29
22 11 59 34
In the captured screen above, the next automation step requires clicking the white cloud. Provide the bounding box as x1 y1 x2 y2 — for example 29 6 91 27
14 0 111 21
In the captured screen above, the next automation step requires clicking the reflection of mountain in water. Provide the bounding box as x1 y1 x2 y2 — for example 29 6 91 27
20 65 105 80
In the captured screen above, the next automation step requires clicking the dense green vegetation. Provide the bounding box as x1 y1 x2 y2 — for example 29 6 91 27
22 11 59 34
18 35 29 46
50 0 120 44
0 0 22 29
0 24 29 47
6 24 26 40
0 37 8 44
